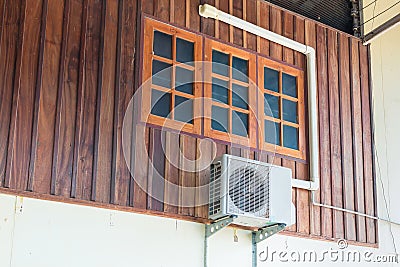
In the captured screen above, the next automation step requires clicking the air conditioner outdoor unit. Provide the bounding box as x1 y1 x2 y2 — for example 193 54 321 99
209 154 295 228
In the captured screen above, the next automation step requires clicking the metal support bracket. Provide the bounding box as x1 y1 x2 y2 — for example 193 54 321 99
252 223 286 267
205 215 236 238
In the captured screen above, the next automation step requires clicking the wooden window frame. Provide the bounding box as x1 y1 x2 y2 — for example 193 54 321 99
204 39 257 148
141 18 203 135
258 56 306 160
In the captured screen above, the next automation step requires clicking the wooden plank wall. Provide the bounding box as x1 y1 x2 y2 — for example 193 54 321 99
0 0 376 245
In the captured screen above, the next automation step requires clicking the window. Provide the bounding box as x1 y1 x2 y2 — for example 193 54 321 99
141 18 202 134
204 39 257 148
258 57 306 160
141 18 305 159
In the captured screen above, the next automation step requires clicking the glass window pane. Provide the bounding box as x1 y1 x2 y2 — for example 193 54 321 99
212 78 229 104
232 111 248 137
282 99 298 123
283 125 299 150
153 31 172 59
265 120 280 145
175 67 193 95
212 105 228 133
151 89 171 118
212 50 229 76
232 83 248 110
264 67 279 92
174 96 193 124
282 73 297 98
152 60 171 88
264 94 279 118
176 38 194 64
232 57 248 82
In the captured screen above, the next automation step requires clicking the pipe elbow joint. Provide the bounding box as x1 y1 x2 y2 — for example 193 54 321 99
309 178 320 191
199 4 219 19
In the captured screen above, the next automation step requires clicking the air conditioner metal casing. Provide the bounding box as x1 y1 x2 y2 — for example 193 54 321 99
209 154 295 228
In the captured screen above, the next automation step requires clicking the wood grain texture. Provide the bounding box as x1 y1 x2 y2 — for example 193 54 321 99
0 0 22 187
316 25 332 238
338 33 357 241
359 43 376 244
5 0 43 191
327 29 344 239
52 0 83 197
92 0 118 203
350 38 367 243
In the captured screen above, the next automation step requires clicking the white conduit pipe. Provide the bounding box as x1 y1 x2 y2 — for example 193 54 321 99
199 4 319 191
198 4 400 225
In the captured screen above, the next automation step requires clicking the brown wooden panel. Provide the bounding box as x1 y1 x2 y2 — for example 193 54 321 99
189 0 201 32
218 0 229 42
296 164 310 234
147 128 166 212
0 0 22 187
258 0 269 56
164 131 180 214
142 0 153 15
232 0 243 46
52 0 83 197
133 125 149 209
338 33 357 241
195 138 214 218
111 0 136 205
316 25 332 238
359 43 376 244
201 0 215 36
154 0 169 21
0 0 5 35
5 0 43 191
296 19 312 235
29 0 65 195
282 12 294 64
269 6 282 60
173 0 185 26
350 38 367 243
246 0 257 51
179 134 197 216
92 0 118 203
327 29 344 239
71 0 103 200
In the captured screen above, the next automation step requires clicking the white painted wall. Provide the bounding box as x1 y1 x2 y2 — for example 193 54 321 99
362 0 400 35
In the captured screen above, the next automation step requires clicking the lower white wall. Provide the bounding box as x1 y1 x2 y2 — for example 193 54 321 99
0 192 398 267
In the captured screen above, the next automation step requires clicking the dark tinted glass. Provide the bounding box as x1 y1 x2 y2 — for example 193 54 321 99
174 96 193 124
232 57 248 82
212 50 229 76
175 67 193 95
212 78 229 104
283 125 299 150
232 83 248 110
212 105 228 133
151 89 171 118
264 67 279 92
232 111 248 137
152 60 171 88
282 73 297 97
153 31 172 59
176 38 194 64
282 99 298 123
265 120 280 145
264 94 279 118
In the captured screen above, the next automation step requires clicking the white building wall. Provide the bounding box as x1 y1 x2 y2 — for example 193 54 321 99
1 9 400 267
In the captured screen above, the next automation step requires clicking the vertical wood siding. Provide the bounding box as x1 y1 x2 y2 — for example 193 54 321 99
0 0 377 245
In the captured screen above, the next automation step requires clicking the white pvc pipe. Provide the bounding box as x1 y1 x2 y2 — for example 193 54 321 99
199 4 320 191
